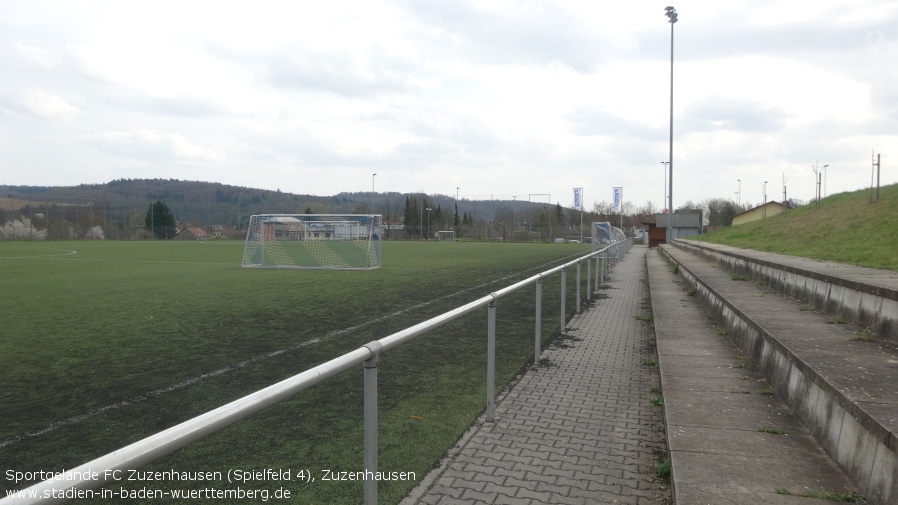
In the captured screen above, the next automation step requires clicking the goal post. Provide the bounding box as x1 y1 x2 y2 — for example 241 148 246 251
242 214 382 270
437 230 456 242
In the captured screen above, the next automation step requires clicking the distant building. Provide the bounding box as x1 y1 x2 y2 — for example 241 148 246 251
731 201 789 226
643 210 703 247
181 226 210 240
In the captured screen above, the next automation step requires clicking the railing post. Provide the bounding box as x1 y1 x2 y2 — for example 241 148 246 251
586 256 592 301
594 254 600 290
604 250 609 281
576 261 582 313
363 342 383 505
560 267 567 334
486 298 497 422
535 278 542 365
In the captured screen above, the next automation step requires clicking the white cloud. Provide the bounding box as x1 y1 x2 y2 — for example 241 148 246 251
21 88 80 120
15 42 55 67
88 129 225 163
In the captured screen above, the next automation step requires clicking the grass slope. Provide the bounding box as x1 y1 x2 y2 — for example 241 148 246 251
691 184 898 271
0 240 593 503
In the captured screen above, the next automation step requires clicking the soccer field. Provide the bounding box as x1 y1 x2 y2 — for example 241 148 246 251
0 239 590 503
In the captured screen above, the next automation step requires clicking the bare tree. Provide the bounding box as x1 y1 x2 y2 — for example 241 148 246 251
637 200 658 216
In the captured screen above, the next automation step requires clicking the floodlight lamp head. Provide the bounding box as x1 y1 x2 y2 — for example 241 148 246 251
665 6 678 23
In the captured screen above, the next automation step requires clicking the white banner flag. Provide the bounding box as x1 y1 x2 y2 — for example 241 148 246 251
612 187 622 213
573 187 583 211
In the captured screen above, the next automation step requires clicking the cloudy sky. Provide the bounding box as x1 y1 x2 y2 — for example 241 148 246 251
2 1 895 211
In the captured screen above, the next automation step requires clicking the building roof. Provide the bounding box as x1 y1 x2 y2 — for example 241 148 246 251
185 226 209 238
731 201 789 219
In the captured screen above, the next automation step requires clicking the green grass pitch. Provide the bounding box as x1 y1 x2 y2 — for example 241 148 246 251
0 239 592 503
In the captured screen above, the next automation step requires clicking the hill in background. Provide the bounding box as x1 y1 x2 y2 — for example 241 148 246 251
0 179 569 240
691 184 897 272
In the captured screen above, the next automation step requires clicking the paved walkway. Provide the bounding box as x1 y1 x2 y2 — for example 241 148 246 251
402 245 671 505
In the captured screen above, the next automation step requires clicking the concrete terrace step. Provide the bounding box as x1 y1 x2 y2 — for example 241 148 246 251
646 249 854 505
671 239 898 342
655 243 898 505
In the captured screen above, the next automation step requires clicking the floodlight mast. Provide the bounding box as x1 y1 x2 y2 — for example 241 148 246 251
664 6 677 243
660 162 668 212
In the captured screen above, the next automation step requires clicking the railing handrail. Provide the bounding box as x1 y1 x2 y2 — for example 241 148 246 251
2 239 633 505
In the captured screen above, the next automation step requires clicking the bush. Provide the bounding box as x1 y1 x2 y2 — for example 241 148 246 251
0 217 47 240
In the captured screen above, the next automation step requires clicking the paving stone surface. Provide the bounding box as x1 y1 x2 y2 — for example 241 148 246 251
402 245 671 505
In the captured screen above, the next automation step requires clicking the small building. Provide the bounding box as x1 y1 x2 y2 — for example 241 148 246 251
731 201 789 226
211 225 239 239
643 210 703 247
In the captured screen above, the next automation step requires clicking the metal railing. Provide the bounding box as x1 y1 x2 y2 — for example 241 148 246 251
3 239 633 505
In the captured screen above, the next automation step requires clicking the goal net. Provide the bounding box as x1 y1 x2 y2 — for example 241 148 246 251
242 214 382 270
437 230 456 242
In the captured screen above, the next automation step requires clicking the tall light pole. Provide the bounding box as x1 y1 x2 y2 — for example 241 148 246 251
812 162 821 207
372 173 377 193
664 6 677 243
763 181 768 218
425 207 432 240
823 164 829 197
737 179 741 207
660 162 668 212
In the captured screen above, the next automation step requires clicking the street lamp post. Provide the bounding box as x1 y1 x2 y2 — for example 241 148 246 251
425 207 432 240
823 165 829 197
660 162 669 212
737 179 741 207
664 6 677 243
763 181 768 218
812 162 821 207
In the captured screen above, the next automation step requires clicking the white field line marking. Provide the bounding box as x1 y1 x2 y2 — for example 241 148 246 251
1 253 582 448
0 250 78 259
0 250 236 265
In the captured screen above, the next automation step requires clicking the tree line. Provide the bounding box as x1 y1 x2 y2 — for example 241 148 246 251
1 179 806 241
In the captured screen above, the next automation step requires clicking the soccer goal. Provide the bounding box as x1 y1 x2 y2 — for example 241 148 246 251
437 230 457 242
242 214 382 270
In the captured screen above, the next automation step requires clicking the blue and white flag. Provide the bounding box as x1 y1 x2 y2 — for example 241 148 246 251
573 187 583 211
612 187 622 213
